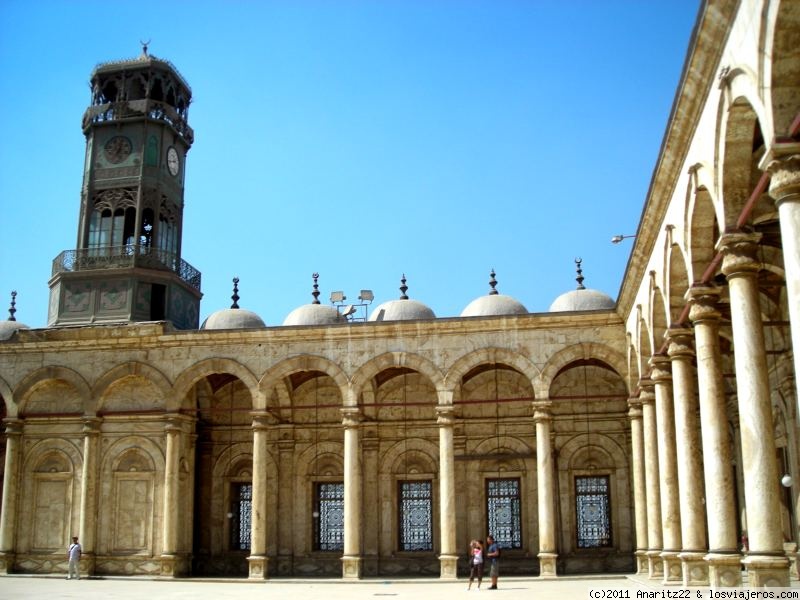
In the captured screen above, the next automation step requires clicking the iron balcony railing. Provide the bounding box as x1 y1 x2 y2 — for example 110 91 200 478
82 99 194 144
52 245 201 291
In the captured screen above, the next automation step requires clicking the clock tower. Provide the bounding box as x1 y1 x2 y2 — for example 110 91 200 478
49 47 202 329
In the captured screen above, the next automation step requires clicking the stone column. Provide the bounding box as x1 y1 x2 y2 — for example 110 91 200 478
687 285 742 586
640 381 664 578
78 417 101 576
0 419 23 574
666 329 709 585
719 232 789 587
765 152 800 407
533 399 557 577
649 356 682 583
341 406 362 579
248 412 271 579
160 415 187 577
436 404 458 579
627 397 649 574
275 431 295 576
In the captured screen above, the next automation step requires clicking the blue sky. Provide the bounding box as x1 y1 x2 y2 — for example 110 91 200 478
0 0 699 328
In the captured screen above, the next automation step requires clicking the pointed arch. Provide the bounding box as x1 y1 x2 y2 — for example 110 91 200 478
351 352 444 401
685 163 722 282
15 366 91 416
761 0 800 136
171 358 259 412
444 347 539 394
538 342 628 397
259 355 349 412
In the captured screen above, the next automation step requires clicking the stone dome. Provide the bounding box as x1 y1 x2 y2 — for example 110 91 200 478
201 277 266 330
461 293 527 317
283 303 346 326
549 259 615 312
0 319 29 341
460 270 527 317
202 308 265 330
549 288 615 312
368 275 436 322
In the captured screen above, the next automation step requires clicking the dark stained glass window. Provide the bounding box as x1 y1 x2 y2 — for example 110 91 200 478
314 482 344 551
486 478 522 549
230 482 252 550
575 475 612 548
399 480 433 551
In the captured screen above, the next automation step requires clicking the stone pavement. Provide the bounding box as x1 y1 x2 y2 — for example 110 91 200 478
0 574 671 600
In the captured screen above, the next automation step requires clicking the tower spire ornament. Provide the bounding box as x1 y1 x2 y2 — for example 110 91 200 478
231 277 240 309
140 39 151 57
575 258 585 290
489 269 499 295
8 290 17 322
399 274 409 300
312 273 321 305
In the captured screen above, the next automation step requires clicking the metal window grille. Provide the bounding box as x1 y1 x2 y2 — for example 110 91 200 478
575 475 612 548
230 483 252 550
398 480 433 551
314 482 344 551
486 478 522 549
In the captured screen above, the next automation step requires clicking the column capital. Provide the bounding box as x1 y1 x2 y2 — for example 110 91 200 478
81 417 102 435
2 418 23 436
686 285 722 324
648 354 672 383
638 379 656 404
163 413 191 433
435 405 455 427
716 231 762 278
628 396 643 420
532 399 553 422
251 411 274 430
340 407 361 428
763 149 800 205
666 328 695 361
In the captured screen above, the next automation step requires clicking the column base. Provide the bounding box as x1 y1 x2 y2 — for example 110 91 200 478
743 554 790 588
783 542 798 580
438 554 458 579
678 551 708 586
635 551 649 575
705 552 742 587
0 552 14 575
159 553 190 577
646 550 664 579
538 552 558 577
341 555 362 580
80 552 96 577
661 550 682 583
247 555 269 580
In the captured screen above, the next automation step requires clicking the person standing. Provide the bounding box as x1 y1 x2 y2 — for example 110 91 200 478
467 539 484 590
66 536 81 580
485 535 500 590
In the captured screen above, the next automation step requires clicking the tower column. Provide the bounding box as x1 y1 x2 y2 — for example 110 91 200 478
78 417 102 577
0 419 23 574
436 403 458 579
628 397 649 574
718 232 789 587
248 412 271 580
687 285 742 586
765 152 800 407
341 406 362 579
640 381 664 578
666 329 708 585
649 356 682 583
534 399 557 577
160 414 189 577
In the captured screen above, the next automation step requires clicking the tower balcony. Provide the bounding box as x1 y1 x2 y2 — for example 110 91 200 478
52 245 201 291
82 99 194 144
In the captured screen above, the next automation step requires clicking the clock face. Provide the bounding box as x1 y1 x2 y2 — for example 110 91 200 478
167 147 180 176
104 136 132 164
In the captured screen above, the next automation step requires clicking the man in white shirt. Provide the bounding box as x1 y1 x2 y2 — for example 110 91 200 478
67 536 81 580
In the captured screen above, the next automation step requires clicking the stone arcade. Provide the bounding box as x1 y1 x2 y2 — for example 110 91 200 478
1 0 799 588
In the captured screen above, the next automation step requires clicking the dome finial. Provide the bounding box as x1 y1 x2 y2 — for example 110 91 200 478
8 290 17 322
311 272 321 305
489 269 499 295
575 258 585 290
399 274 409 300
140 39 151 57
231 277 240 309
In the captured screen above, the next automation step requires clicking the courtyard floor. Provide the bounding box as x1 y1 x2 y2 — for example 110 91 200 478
0 573 774 600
